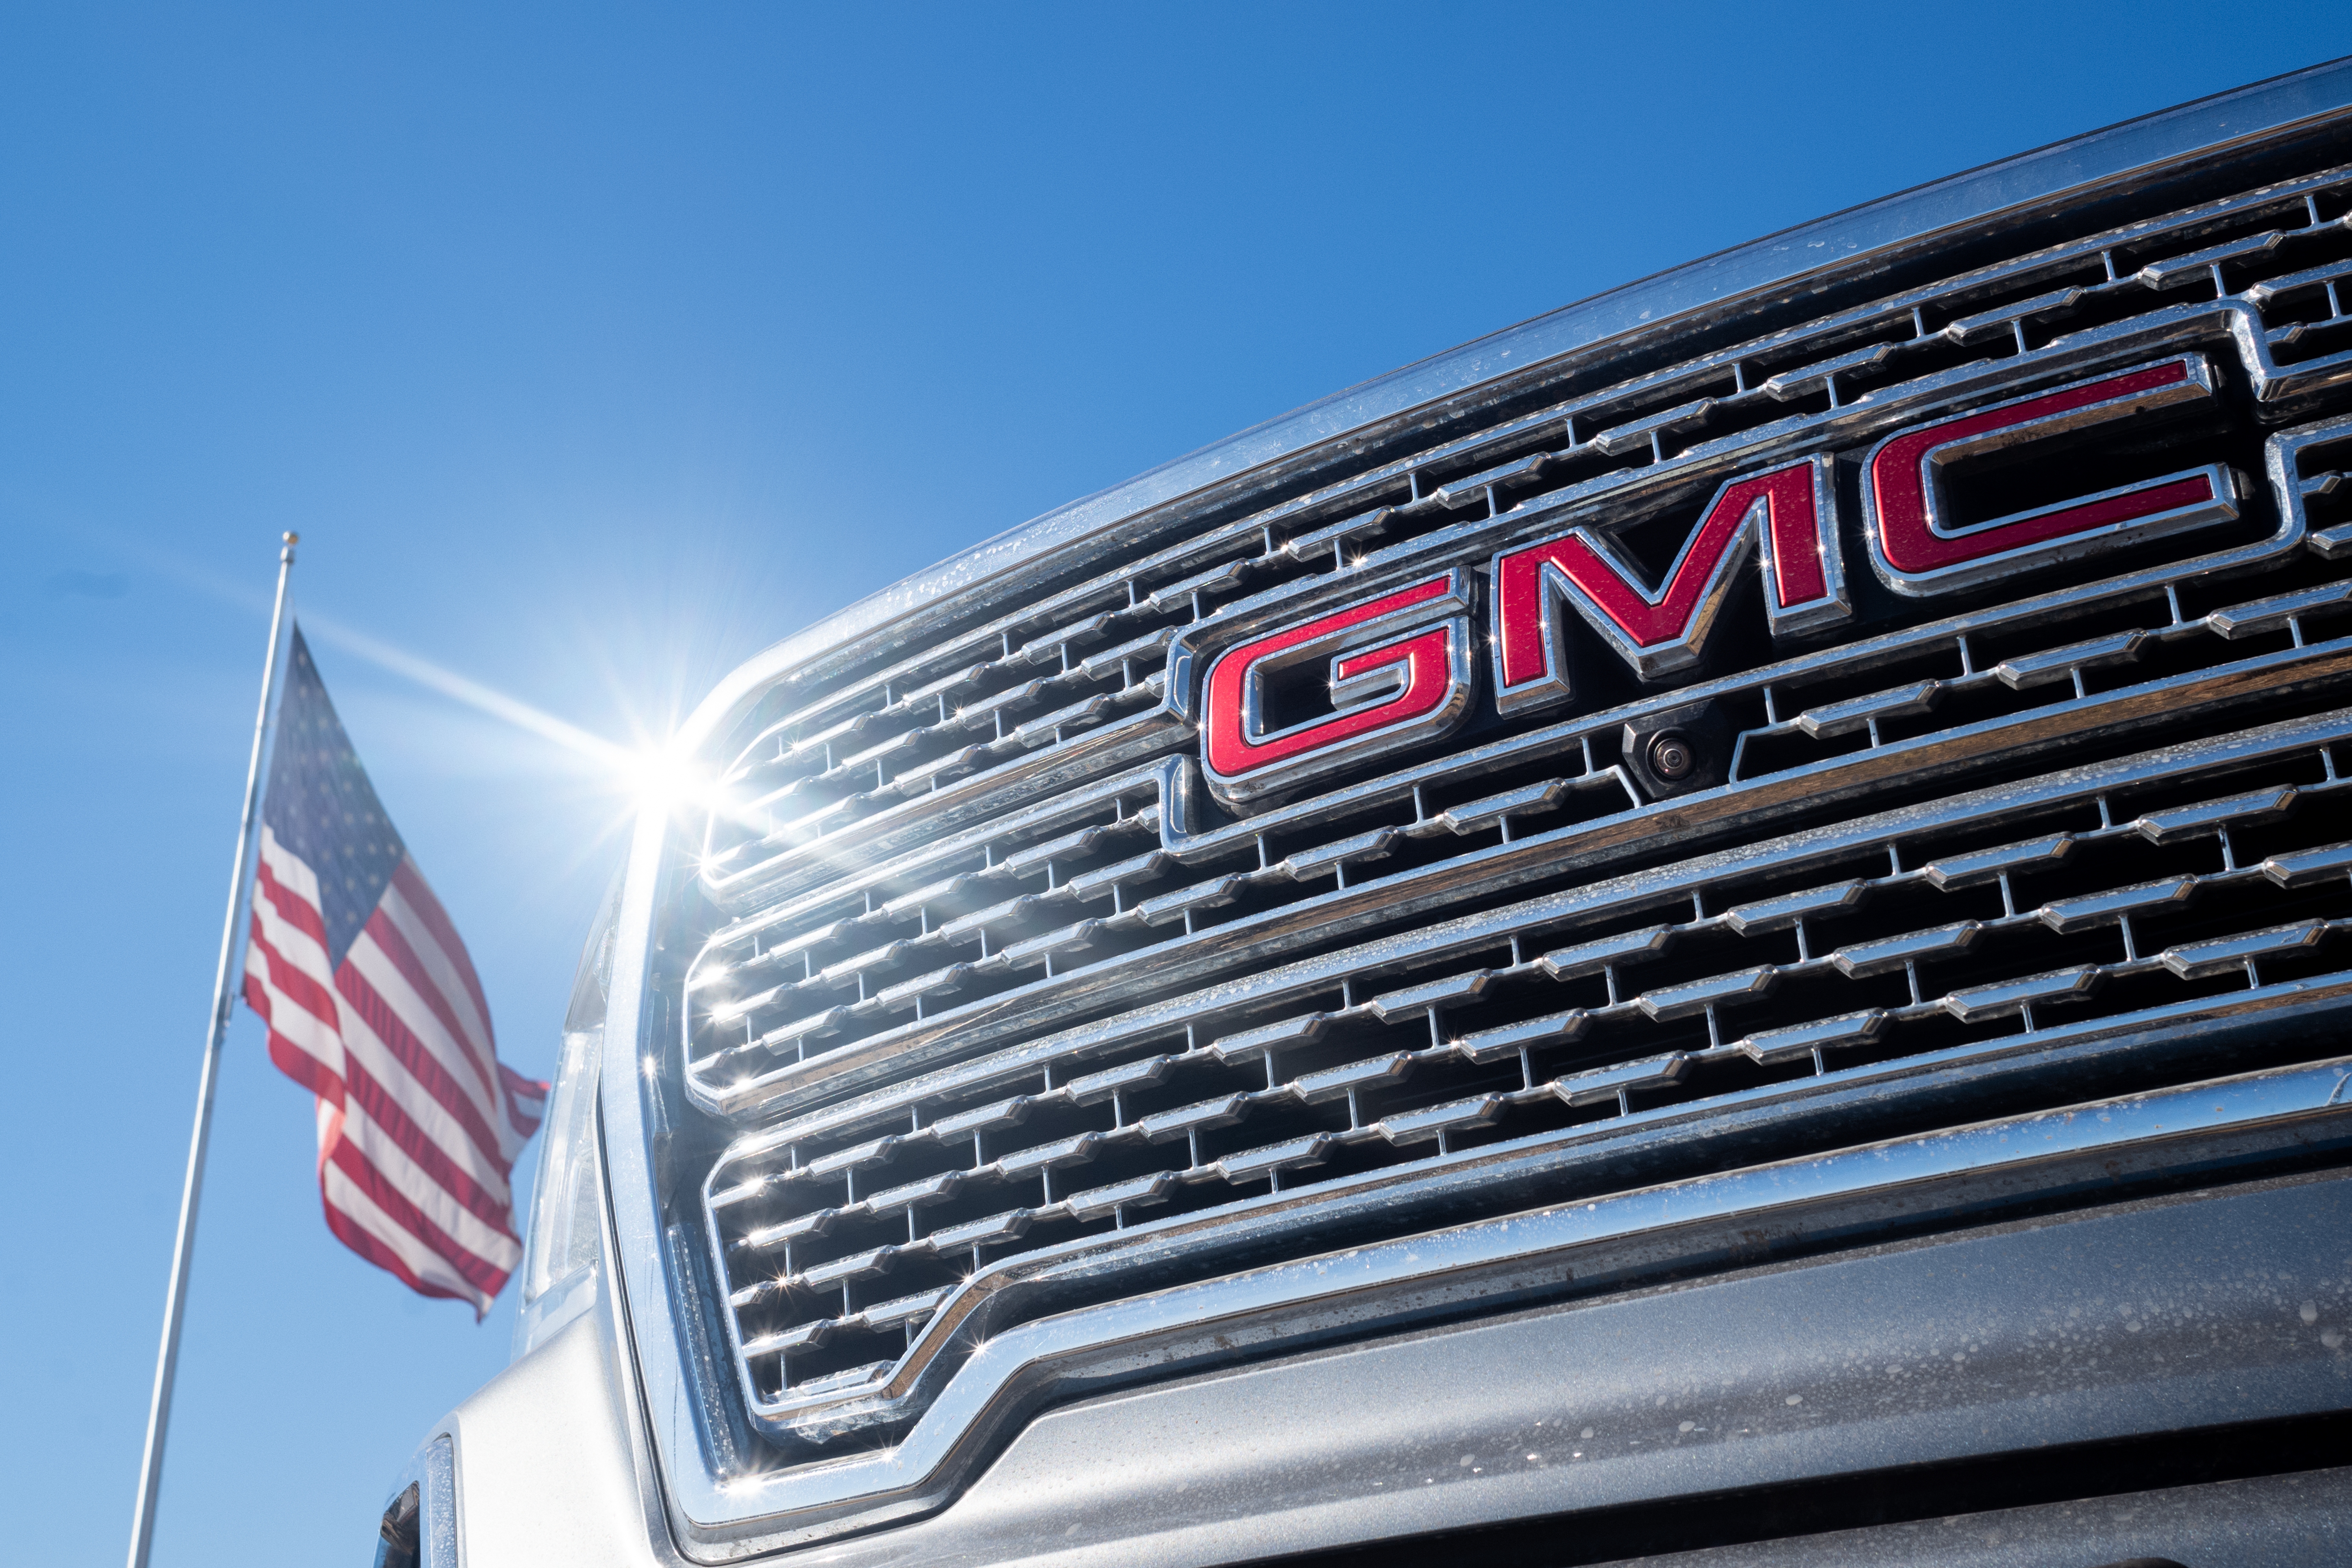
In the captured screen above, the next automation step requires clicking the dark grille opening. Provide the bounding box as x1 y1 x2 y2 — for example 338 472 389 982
1255 1410 2352 1568
2277 315 2352 367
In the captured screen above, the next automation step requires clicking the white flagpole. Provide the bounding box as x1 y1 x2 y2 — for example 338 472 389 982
126 532 299 1568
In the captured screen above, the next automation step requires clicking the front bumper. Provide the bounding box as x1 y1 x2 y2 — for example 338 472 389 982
402 1139 2352 1566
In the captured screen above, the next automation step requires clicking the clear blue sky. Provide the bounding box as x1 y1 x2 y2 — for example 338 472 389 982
3 5 2346 1563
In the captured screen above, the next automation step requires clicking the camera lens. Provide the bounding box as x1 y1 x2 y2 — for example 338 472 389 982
1647 729 1697 782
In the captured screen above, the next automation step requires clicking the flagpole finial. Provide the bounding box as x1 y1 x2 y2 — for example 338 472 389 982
281 531 298 563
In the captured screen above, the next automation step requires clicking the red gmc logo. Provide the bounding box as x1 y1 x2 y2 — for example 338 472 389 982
1200 356 2237 806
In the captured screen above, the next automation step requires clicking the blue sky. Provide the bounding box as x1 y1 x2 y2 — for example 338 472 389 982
3 5 2347 1563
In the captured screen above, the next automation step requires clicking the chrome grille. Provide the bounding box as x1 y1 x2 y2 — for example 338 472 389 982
667 157 2352 1442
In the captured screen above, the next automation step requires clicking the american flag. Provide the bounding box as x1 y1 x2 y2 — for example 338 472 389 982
240 628 547 1315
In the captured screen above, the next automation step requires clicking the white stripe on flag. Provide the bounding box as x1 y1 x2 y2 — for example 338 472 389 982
378 875 497 1073
256 823 323 911
244 945 346 1080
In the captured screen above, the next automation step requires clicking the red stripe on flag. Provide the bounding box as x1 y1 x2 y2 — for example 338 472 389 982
318 1161 481 1309
320 1193 447 1301
250 878 340 1028
246 921 347 1107
499 1062 551 1137
254 856 330 949
333 1039 520 1238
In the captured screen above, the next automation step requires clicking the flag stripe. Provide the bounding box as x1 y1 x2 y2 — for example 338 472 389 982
246 915 339 1060
248 880 493 1200
246 955 347 1106
323 1153 485 1305
246 863 348 1103
499 1063 549 1136
334 1022 521 1239
331 1106 517 1279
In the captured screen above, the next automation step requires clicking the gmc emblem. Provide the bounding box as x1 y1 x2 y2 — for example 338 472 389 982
1198 356 2239 807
